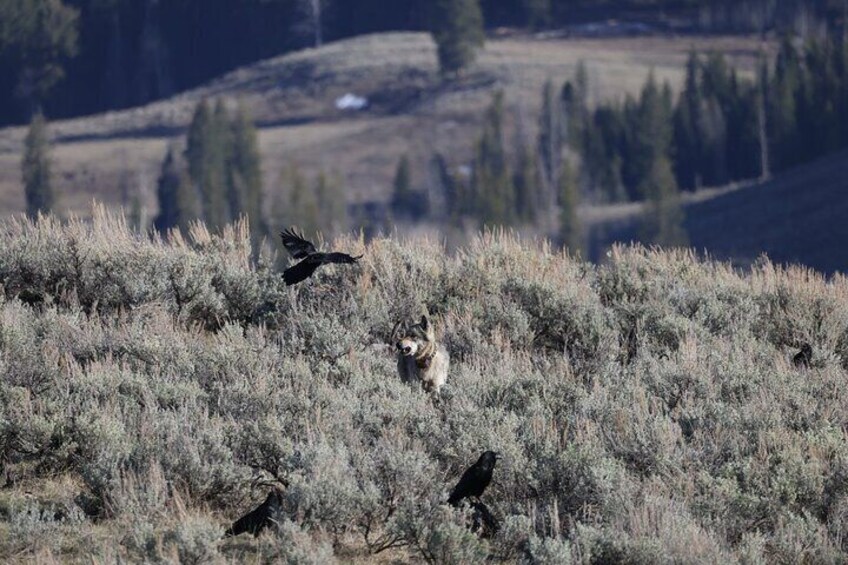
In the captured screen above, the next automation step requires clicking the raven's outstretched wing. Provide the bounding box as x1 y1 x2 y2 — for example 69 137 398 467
280 228 317 259
322 252 363 265
283 258 321 286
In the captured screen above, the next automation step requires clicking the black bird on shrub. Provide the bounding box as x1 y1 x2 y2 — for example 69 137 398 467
224 489 283 537
793 343 813 368
448 450 500 506
279 228 362 286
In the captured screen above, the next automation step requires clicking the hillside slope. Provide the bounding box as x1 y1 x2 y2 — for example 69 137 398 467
0 32 769 217
586 149 848 274
1 211 848 562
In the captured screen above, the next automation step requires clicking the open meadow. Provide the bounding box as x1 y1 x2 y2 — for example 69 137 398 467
1 209 848 563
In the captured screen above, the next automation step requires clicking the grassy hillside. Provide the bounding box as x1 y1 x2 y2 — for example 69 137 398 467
2 209 848 562
0 32 770 218
586 149 848 274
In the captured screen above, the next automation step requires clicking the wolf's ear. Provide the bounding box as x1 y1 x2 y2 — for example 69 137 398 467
390 321 404 343
420 315 429 330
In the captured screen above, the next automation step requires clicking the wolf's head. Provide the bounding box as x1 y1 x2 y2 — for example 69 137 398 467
392 315 435 358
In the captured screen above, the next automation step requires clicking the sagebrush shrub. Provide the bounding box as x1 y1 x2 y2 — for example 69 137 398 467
1 211 848 563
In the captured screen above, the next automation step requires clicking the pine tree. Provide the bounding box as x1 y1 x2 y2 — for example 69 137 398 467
805 40 842 156
22 112 54 218
228 101 264 240
431 0 485 76
699 94 728 186
770 37 802 169
574 60 589 113
561 61 589 151
214 98 234 215
538 80 563 188
135 0 172 105
391 154 413 215
640 155 687 247
583 106 627 203
725 72 761 181
523 0 551 29
624 72 674 197
430 152 460 221
839 35 848 147
296 0 327 48
471 91 515 226
0 0 79 112
281 164 319 238
513 138 540 223
154 144 199 233
315 171 347 237
127 172 149 233
185 99 228 230
701 52 733 107
756 53 770 181
100 3 128 109
558 159 583 255
673 51 704 189
700 52 736 186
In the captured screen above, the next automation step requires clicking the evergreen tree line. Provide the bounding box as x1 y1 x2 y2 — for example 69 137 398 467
18 31 847 254
274 165 347 241
155 98 347 242
154 99 265 241
391 34 848 253
1 0 843 125
18 97 348 243
573 35 848 204
386 66 696 253
390 87 593 254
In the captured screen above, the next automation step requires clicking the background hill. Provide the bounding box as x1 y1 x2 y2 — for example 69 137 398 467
2 212 848 562
1 0 839 126
0 31 769 217
586 148 848 273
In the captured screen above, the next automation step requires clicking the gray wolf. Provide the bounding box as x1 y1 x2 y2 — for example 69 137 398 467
392 314 450 393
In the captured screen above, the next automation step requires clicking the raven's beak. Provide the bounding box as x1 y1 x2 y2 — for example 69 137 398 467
495 452 503 460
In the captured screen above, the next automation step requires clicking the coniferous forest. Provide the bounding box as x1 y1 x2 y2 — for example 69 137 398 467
392 35 848 251
0 0 846 125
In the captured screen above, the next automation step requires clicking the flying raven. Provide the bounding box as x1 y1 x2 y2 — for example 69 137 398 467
448 451 500 506
280 228 362 286
793 343 812 368
224 489 283 537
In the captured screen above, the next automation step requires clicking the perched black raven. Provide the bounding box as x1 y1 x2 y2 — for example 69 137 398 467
224 489 283 537
793 343 812 368
280 228 362 286
448 451 500 506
